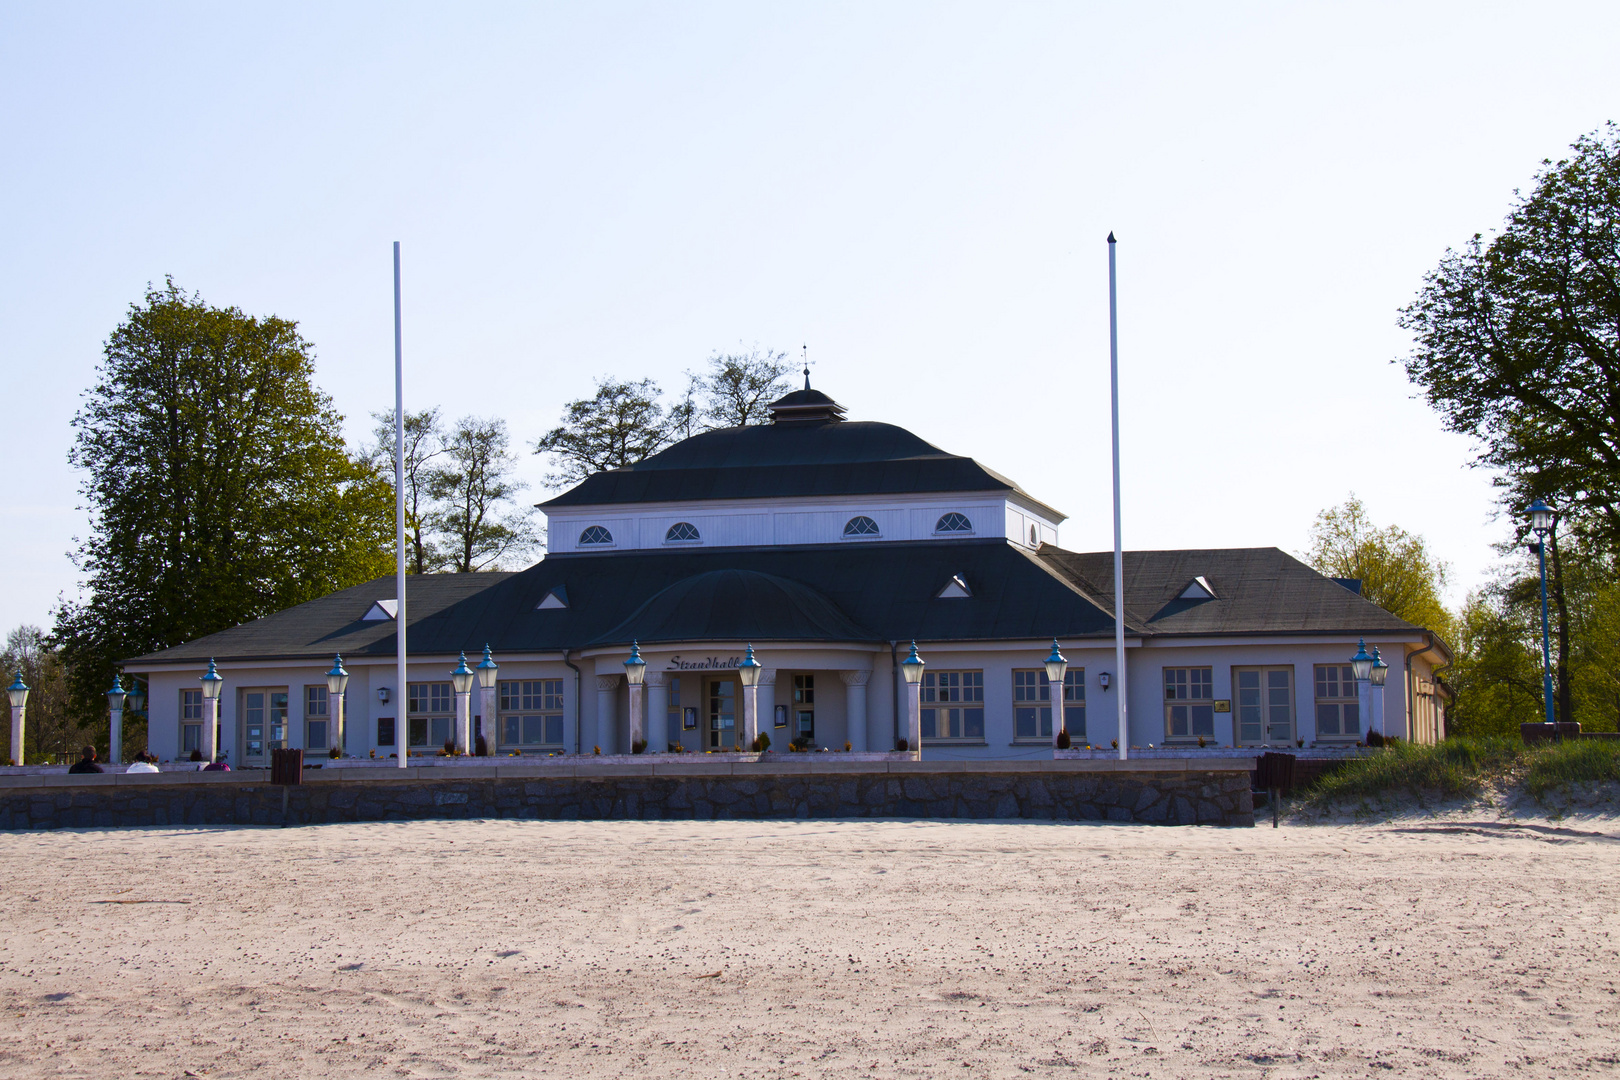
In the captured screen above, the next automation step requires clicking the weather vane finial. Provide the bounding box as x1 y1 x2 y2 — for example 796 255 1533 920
802 343 810 389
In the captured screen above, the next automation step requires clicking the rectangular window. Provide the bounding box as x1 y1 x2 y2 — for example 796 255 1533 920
1314 664 1361 739
304 685 329 750
498 679 565 749
377 717 397 747
794 675 814 738
407 682 454 748
1012 669 1086 740
1164 667 1215 740
181 689 203 753
921 670 985 741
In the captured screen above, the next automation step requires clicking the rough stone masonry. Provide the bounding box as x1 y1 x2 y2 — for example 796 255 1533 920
0 763 1254 829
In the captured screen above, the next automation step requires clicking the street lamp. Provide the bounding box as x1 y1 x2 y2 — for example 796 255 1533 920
624 641 647 753
739 644 761 751
107 674 127 766
1526 498 1558 732
1044 639 1068 749
451 652 475 754
900 640 925 754
476 644 499 754
199 658 224 762
1370 646 1388 740
326 655 350 758
8 673 28 766
1350 640 1372 745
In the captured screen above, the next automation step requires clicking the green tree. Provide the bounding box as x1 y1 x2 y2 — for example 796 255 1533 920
1399 124 1620 548
368 406 449 574
534 377 688 486
1 626 77 765
1305 495 1455 640
53 279 394 723
429 416 541 571
689 345 796 429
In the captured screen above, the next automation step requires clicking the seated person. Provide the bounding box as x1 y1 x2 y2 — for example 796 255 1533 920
125 752 160 774
202 751 231 772
68 745 104 774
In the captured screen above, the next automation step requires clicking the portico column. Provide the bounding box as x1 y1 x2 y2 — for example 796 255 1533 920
759 668 777 745
840 670 870 752
905 679 922 755
646 671 668 753
456 689 472 755
741 684 759 751
628 681 645 751
109 701 124 767
205 698 221 763
595 675 620 754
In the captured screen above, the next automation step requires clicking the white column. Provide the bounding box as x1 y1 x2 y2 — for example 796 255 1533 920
646 671 668 753
1372 682 1385 740
205 697 220 763
1357 678 1372 739
456 690 471 754
10 704 25 766
742 681 759 751
479 684 498 754
1049 673 1064 750
110 703 124 766
595 675 620 754
906 679 922 756
840 670 870 752
335 692 346 757
629 682 645 751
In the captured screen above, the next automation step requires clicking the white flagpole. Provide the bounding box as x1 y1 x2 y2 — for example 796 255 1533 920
394 242 409 769
1108 232 1128 762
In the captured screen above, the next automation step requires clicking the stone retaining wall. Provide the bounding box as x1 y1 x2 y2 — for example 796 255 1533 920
0 762 1254 829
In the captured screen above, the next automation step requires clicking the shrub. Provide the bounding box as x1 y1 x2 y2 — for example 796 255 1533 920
328 746 341 759
631 738 648 755
844 740 852 752
593 745 601 755
442 738 456 756
1056 728 1071 749
896 737 909 752
752 731 771 752
474 735 488 757
1525 739 1620 797
1303 736 1522 806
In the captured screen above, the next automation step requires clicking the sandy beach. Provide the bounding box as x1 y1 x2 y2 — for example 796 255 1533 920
1 816 1617 1078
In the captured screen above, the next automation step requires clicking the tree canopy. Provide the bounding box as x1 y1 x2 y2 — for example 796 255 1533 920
1400 124 1620 549
689 346 797 428
54 280 393 719
1304 495 1455 640
533 377 691 486
429 416 541 572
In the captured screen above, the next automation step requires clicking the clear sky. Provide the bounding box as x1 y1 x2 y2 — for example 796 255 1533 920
2 2 1617 637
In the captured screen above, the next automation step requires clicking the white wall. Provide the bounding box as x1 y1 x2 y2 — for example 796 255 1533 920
545 492 1061 553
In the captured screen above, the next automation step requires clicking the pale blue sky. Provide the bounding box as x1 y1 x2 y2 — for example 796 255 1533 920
3 2 1617 635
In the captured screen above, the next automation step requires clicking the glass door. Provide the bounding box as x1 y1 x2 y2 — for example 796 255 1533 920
241 689 288 767
707 678 737 750
1234 667 1294 746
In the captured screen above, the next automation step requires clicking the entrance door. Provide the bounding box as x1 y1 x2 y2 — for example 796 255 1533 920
242 689 289 767
1234 667 1294 746
707 678 738 750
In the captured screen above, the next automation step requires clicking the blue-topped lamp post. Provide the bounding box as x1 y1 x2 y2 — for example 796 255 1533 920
624 641 647 753
476 645 499 755
450 652 475 755
8 673 29 766
326 655 349 758
900 641 925 755
1527 498 1558 733
739 644 762 752
1370 647 1389 740
1044 639 1069 750
200 658 224 763
1350 640 1374 743
107 675 127 766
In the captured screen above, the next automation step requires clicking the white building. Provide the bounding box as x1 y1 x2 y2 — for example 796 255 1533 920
127 386 1450 766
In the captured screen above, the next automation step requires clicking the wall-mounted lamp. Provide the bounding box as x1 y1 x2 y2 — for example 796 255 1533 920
1098 671 1112 691
377 687 391 704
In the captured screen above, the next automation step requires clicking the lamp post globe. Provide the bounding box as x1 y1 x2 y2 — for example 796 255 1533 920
901 641 926 685
451 652 475 696
476 644 499 690
200 658 224 701
623 641 647 686
1043 639 1068 685
7 674 28 711
1527 498 1555 536
738 644 761 688
126 681 145 714
1350 640 1373 683
106 675 126 713
326 655 350 698
1369 647 1388 688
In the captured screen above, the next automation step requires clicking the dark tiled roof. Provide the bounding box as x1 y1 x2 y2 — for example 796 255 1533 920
539 418 1057 515
125 542 1425 668
1036 547 1420 636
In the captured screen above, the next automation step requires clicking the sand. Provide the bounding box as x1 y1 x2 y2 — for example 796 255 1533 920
1 816 1617 1078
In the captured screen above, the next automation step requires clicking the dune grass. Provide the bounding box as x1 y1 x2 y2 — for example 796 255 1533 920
1300 736 1620 809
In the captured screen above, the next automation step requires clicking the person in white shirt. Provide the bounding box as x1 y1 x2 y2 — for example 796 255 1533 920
125 752 160 774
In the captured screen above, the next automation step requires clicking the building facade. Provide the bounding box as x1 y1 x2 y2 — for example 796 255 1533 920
128 387 1450 765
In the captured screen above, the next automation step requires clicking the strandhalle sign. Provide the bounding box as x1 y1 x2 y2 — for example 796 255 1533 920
666 656 744 671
